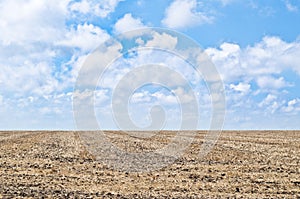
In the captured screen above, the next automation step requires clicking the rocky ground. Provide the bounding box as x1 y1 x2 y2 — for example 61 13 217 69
0 130 299 198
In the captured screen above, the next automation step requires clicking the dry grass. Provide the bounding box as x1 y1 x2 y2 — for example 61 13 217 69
0 130 299 198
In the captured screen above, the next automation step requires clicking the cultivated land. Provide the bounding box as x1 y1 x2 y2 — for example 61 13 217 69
0 131 299 198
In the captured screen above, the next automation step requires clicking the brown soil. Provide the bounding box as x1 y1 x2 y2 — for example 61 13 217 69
0 131 299 198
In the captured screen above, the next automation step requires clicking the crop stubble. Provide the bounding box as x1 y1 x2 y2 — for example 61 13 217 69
0 131 299 198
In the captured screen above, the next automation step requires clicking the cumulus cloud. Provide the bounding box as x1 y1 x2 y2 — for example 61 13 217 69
256 76 289 90
0 0 122 130
0 62 60 95
282 99 300 113
131 91 152 103
114 13 145 33
256 94 284 115
131 91 178 105
259 94 277 107
145 32 178 50
206 35 300 119
172 87 197 104
0 0 299 130
0 0 69 45
0 0 73 96
0 92 74 130
69 0 123 18
230 82 251 93
152 92 178 104
57 23 110 52
70 0 90 14
205 42 242 81
162 0 212 29
206 36 300 83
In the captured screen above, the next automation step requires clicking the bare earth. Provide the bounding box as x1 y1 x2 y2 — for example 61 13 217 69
0 131 299 198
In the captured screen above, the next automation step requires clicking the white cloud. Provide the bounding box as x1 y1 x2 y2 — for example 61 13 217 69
0 0 74 96
162 0 212 29
114 13 145 33
220 42 241 54
57 23 110 52
269 101 280 114
251 92 300 116
205 42 242 81
0 92 74 129
206 36 300 119
145 32 178 50
0 62 60 95
152 92 178 104
94 89 110 106
73 89 94 107
62 54 90 86
0 0 299 132
230 82 251 93
206 36 300 83
205 43 240 62
282 99 300 113
172 87 195 104
131 91 152 103
70 0 90 14
69 0 123 18
256 76 289 89
259 94 277 107
94 0 123 18
130 90 179 105
257 94 284 114
74 40 123 88
0 0 69 45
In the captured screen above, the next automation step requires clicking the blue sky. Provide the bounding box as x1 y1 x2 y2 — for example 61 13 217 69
0 0 300 130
